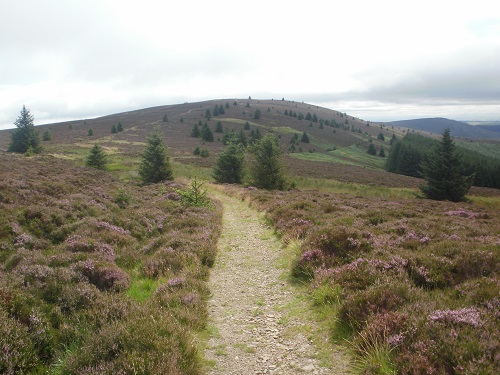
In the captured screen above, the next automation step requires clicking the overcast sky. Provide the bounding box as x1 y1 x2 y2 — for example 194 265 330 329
1 0 499 130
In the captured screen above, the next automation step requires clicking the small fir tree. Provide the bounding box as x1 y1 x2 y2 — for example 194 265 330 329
200 124 214 142
213 143 245 184
367 143 377 155
88 129 94 136
300 131 310 143
162 114 168 122
191 124 200 137
379 146 385 157
86 143 107 170
117 122 124 132
8 105 41 154
215 121 223 133
139 133 173 184
111 124 118 133
42 130 52 141
247 133 288 190
254 109 261 119
420 128 474 202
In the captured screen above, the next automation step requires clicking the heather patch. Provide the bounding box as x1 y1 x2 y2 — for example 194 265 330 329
239 186 500 373
0 153 221 373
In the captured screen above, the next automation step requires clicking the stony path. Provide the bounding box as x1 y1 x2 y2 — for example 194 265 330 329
204 189 350 374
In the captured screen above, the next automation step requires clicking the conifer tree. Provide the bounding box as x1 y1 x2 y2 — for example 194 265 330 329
420 128 473 202
88 129 94 136
162 114 168 122
117 122 124 132
8 105 41 153
254 109 261 120
215 121 223 133
300 131 310 143
200 124 214 142
367 143 377 155
213 143 245 184
247 133 288 190
191 124 200 137
42 130 52 141
111 124 118 133
139 133 173 184
85 143 107 170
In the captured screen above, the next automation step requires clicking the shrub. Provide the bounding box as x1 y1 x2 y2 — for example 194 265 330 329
308 226 370 262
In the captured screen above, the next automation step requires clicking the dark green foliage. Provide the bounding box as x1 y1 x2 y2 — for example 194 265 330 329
305 112 312 121
85 144 108 170
312 114 318 123
247 133 288 190
254 108 261 119
367 143 377 155
8 106 41 154
298 113 304 120
420 129 474 202
225 102 230 109
88 129 94 136
205 108 211 120
377 132 385 141
117 122 124 132
111 124 118 133
244 121 250 130
115 188 130 208
175 177 211 207
162 113 168 122
218 104 225 115
215 121 223 133
191 123 200 137
284 110 289 116
139 133 173 184
42 130 51 141
193 146 201 155
249 128 262 145
213 143 245 184
301 131 310 143
379 146 385 157
200 124 214 142
213 105 219 116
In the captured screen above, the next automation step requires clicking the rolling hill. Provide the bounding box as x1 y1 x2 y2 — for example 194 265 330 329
384 117 500 139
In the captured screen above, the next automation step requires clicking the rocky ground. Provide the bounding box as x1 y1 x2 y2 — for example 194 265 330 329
204 189 350 374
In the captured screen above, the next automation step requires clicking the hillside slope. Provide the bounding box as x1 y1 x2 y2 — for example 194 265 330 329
385 117 500 139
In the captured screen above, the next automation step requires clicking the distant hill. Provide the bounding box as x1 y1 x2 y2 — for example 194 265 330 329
384 117 500 139
476 125 500 133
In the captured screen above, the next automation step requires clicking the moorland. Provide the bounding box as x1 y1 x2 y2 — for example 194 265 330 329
0 98 499 374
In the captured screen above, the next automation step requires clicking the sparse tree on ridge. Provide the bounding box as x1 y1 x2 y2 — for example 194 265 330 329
420 128 474 202
117 122 124 132
367 143 377 155
162 114 168 122
8 105 41 154
86 143 108 170
111 124 118 133
213 143 245 184
139 132 173 184
247 133 288 190
254 109 261 119
301 131 310 143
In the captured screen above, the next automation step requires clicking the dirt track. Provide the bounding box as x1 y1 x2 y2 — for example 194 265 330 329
204 189 350 374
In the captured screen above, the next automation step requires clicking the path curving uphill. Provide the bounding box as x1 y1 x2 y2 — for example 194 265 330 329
204 188 350 374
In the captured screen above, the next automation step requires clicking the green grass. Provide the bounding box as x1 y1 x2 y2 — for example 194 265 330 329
172 160 212 180
126 277 162 303
293 176 417 199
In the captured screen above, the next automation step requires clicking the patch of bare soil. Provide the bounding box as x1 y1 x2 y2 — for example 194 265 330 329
204 189 350 374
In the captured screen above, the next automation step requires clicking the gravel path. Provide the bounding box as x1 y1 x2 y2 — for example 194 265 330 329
204 189 350 374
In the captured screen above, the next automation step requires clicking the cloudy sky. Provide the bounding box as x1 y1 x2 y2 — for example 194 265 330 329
1 0 499 129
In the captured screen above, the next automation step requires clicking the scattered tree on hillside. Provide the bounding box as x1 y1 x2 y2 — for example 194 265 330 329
212 143 245 184
213 105 220 116
111 124 118 134
247 133 288 190
218 104 225 115
420 128 474 202
305 112 312 121
200 124 214 142
301 131 310 143
379 146 385 157
191 123 200 138
254 109 261 119
367 143 377 155
205 108 211 120
88 129 94 136
215 121 223 133
138 132 173 184
298 113 304 120
42 130 52 141
225 102 230 109
162 114 168 122
8 105 41 154
312 114 318 123
86 143 107 170
244 121 250 130
377 132 385 141
117 122 124 132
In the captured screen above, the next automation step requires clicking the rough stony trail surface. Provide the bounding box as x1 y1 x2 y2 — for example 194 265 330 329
204 189 350 374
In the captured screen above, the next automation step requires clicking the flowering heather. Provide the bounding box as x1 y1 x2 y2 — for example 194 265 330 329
239 185 500 373
429 307 483 327
95 221 130 235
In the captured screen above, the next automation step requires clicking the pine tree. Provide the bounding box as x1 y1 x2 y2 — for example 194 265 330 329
300 131 310 143
379 146 385 157
212 143 245 184
8 105 41 153
86 143 107 170
200 124 214 142
420 128 474 202
254 109 261 120
191 124 200 137
42 130 52 141
139 133 173 184
162 114 168 122
88 129 94 136
247 133 288 190
215 121 223 133
367 143 377 155
213 105 220 116
111 124 118 133
117 122 124 132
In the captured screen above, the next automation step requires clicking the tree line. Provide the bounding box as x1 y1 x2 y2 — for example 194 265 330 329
387 132 500 189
